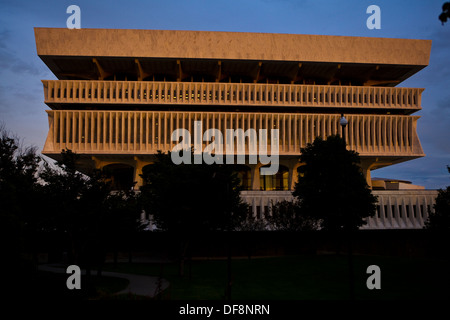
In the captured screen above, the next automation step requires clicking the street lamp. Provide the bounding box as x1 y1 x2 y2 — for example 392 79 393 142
340 113 354 299
340 114 348 145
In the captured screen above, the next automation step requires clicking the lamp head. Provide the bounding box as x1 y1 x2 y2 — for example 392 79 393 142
340 114 348 127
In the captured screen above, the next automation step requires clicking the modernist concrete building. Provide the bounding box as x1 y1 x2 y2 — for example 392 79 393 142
34 28 437 229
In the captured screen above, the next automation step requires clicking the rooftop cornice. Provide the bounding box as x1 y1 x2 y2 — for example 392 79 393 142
34 28 431 66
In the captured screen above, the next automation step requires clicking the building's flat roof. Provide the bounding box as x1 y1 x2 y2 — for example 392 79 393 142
35 28 431 65
35 28 432 84
372 177 412 184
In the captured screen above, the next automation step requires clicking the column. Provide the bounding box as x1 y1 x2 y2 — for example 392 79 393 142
290 162 302 191
134 156 145 189
359 159 373 188
250 163 262 190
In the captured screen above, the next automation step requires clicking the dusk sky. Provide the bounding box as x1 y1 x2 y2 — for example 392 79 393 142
0 0 449 189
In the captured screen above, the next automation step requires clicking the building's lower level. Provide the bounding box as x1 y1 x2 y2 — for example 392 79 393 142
55 148 437 231
239 190 438 230
140 189 438 231
142 190 438 230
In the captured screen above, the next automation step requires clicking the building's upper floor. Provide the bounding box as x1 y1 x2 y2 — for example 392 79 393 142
35 28 431 114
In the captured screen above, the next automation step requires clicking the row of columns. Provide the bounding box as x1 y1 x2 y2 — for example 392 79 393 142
92 155 373 191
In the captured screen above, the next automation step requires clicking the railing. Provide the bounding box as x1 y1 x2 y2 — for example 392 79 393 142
364 190 437 229
43 110 424 157
42 80 423 110
240 190 438 230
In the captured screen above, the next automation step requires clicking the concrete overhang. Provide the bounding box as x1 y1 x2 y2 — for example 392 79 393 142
35 28 432 85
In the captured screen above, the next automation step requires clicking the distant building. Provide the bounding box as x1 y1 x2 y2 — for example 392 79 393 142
35 28 437 229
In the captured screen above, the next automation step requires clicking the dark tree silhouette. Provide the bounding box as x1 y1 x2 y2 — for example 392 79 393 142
0 127 43 294
103 188 146 269
293 135 377 231
1 129 145 296
139 150 249 275
425 166 450 230
40 149 145 278
40 149 107 266
439 2 450 25
140 150 248 233
267 200 319 232
293 135 378 300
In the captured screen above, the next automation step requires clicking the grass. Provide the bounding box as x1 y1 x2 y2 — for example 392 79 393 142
103 254 450 300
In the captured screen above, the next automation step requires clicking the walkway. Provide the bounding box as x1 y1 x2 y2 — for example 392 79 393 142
38 264 170 298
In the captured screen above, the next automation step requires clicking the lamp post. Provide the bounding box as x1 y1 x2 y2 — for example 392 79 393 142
340 114 348 145
339 113 354 300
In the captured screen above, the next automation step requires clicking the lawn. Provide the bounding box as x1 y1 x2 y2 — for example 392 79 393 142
103 254 450 300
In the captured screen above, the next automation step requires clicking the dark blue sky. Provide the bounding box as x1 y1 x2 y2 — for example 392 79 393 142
0 0 449 189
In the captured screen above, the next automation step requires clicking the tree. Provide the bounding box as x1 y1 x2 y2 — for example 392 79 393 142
0 127 43 239
140 150 248 233
0 129 146 295
40 149 104 266
103 188 146 269
425 166 450 230
293 135 377 300
139 150 249 275
439 2 450 25
39 149 147 294
40 150 145 270
0 127 43 293
267 200 319 232
293 135 377 231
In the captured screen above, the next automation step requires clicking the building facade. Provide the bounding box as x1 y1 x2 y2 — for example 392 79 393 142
35 28 437 229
